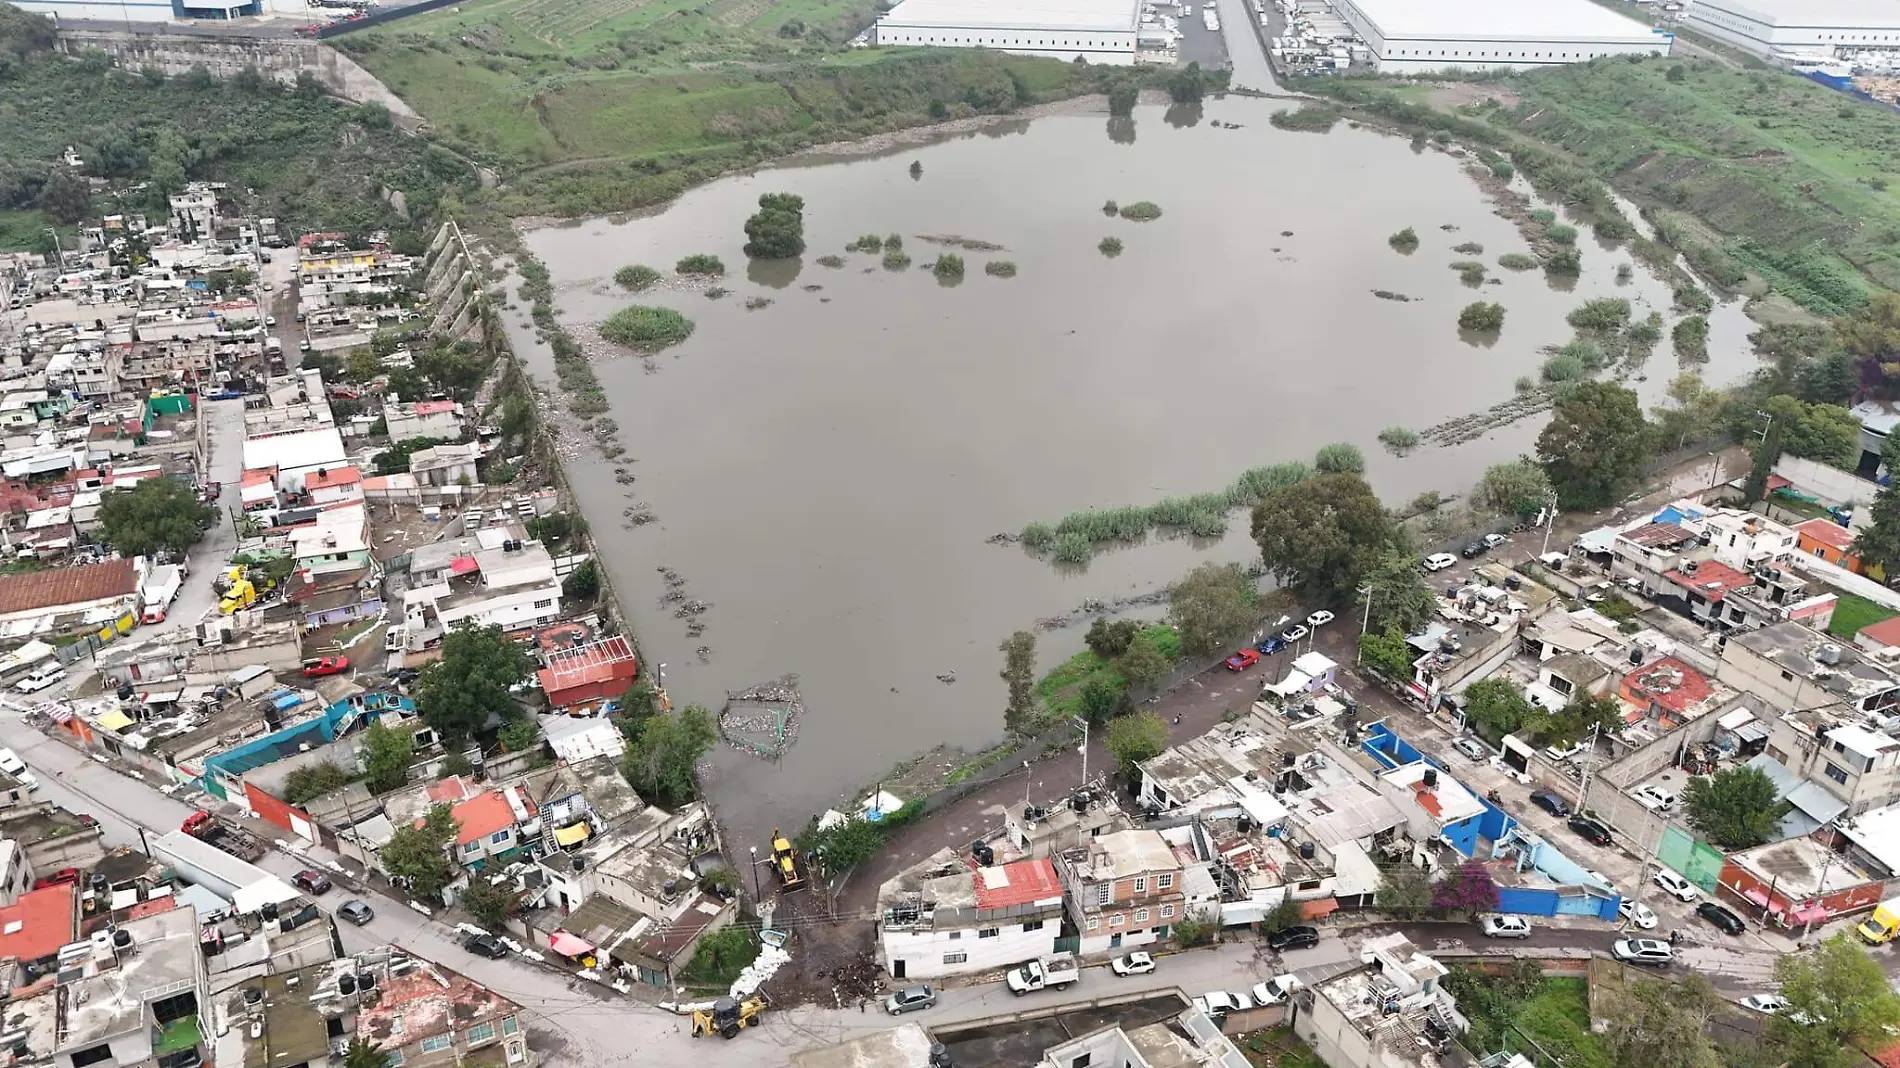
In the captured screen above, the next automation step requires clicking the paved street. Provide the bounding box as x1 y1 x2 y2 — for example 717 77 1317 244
160 397 247 633
1215 0 1279 92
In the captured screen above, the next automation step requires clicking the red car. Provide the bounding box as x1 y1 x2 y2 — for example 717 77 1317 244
302 656 350 678
1224 649 1260 672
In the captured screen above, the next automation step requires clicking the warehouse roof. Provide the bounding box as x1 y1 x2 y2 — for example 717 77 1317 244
880 0 1141 33
1351 0 1656 41
1694 0 1900 30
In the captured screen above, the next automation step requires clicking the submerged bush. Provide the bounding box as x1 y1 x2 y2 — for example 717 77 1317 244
1566 297 1632 334
614 264 661 291
1378 426 1421 454
853 234 883 252
1102 199 1119 216
676 254 725 275
1498 253 1537 271
985 260 1018 277
1546 224 1579 246
601 305 695 351
1452 242 1484 255
816 254 845 268
1543 247 1582 275
1541 353 1586 382
1119 201 1163 221
1099 237 1124 257
883 249 912 270
1051 532 1092 563
931 254 966 278
1389 227 1419 252
1021 521 1055 548
1458 301 1506 332
884 233 903 251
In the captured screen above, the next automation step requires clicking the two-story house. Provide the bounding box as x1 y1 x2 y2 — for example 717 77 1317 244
433 779 538 873
1057 828 1186 956
877 850 1065 980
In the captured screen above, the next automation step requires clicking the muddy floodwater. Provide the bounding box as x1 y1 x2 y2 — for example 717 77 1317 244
515 94 1756 846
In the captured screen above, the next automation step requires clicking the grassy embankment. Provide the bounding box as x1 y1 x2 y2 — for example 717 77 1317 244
336 0 1117 216
0 43 472 249
1305 57 1900 318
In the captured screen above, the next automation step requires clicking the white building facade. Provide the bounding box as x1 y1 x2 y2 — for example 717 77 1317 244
1333 0 1669 73
1684 0 1900 59
873 0 1141 64
878 856 1066 981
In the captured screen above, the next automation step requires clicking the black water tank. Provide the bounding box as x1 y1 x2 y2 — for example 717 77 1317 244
261 901 279 921
1300 841 1317 860
971 841 995 867
89 874 107 893
243 987 262 1005
1630 647 1646 666
112 930 132 951
338 973 356 996
572 856 584 873
358 971 376 991
1423 768 1439 789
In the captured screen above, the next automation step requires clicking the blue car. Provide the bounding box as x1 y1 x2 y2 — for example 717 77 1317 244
1257 636 1287 655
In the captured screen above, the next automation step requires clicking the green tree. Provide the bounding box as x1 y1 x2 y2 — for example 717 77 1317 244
999 630 1037 729
1462 678 1533 742
1107 80 1138 116
416 624 537 747
1539 690 1622 748
1838 291 1900 392
1104 710 1170 775
1116 635 1171 691
1360 549 1436 635
562 560 599 601
799 814 885 873
1251 471 1398 603
1357 628 1416 680
1314 441 1366 475
283 762 351 804
1168 562 1258 656
361 721 415 794
458 878 516 930
743 192 805 258
1856 479 1900 582
1683 765 1782 848
1376 862 1434 918
1472 458 1552 518
97 477 216 558
341 1039 394 1068
1257 894 1304 934
619 706 716 808
498 718 541 753
1602 975 1724 1068
37 166 90 224
381 803 458 903
1742 405 1784 504
1077 676 1126 724
1167 61 1206 103
1085 617 1139 658
1653 373 1727 449
1458 301 1506 332
1537 381 1654 508
1767 933 1900 1068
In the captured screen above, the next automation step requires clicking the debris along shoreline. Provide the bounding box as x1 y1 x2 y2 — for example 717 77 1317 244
720 675 804 761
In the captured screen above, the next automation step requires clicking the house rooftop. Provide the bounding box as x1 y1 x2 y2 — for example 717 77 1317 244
1064 829 1177 884
1618 522 1698 549
237 965 332 1068
789 1023 940 1068
0 884 75 964
1380 762 1485 825
1729 621 1900 701
1839 800 1900 876
1661 559 1757 602
356 965 517 1044
975 857 1063 909
0 557 136 616
60 904 203 1048
1730 836 1874 900
631 892 727 964
1622 656 1722 717
441 788 530 847
1796 517 1856 552
1861 615 1900 650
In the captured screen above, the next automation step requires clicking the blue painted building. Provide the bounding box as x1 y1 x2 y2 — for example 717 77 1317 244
203 691 414 800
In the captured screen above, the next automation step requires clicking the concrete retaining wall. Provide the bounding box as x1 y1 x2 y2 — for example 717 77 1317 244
55 29 419 127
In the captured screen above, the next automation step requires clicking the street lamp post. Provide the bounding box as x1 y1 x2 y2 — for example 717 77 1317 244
747 845 761 903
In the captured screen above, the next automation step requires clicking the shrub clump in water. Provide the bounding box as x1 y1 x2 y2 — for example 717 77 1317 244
853 234 883 252
986 260 1018 278
931 254 965 278
601 305 695 352
816 255 845 268
882 249 912 270
1099 237 1124 257
614 264 661 291
1498 253 1537 271
1102 200 1119 216
1119 201 1163 221
1458 301 1505 332
676 254 725 276
1389 227 1419 253
1378 426 1421 455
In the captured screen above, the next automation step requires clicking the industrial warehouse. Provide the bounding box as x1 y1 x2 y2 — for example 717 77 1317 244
1684 0 1900 60
871 0 1146 64
1326 0 1671 73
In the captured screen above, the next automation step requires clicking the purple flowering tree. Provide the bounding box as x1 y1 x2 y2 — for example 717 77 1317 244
1432 860 1501 919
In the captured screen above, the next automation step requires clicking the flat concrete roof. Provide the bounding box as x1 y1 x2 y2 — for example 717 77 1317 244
880 0 1141 32
1350 0 1658 41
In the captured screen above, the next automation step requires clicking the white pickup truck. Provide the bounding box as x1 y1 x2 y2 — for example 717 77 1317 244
1007 953 1081 996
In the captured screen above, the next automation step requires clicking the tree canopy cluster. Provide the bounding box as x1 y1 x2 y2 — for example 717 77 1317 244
415 624 538 749
743 192 806 259
97 477 216 558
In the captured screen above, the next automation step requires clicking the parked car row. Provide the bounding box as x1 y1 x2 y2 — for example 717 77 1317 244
1229 613 1337 670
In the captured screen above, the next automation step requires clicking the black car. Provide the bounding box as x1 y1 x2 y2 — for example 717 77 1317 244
1529 790 1572 817
1267 925 1320 952
1462 541 1488 558
1697 902 1745 935
1567 816 1614 846
293 870 331 895
464 933 509 959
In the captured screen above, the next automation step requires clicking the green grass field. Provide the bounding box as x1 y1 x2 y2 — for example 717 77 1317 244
333 0 1109 215
1829 592 1897 640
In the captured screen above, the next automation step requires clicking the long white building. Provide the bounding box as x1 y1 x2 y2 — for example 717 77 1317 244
1332 0 1671 73
872 0 1143 65
1684 0 1900 59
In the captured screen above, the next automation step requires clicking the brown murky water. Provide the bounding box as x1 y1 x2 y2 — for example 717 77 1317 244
513 95 1756 842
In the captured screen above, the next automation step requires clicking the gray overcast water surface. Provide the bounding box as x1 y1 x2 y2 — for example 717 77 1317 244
514 95 1756 842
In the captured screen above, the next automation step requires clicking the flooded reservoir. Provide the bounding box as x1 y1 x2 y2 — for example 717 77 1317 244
515 94 1757 839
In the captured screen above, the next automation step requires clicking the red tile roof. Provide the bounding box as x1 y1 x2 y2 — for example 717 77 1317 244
412 400 457 416
1661 559 1754 601
1861 615 1900 649
426 775 478 804
1621 656 1714 714
1794 517 1856 552
305 466 361 491
0 885 76 963
0 558 136 616
974 858 1063 909
444 790 527 846
537 636 638 702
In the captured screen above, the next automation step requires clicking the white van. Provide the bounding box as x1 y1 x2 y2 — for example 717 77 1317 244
15 665 65 694
1633 784 1676 812
0 748 37 791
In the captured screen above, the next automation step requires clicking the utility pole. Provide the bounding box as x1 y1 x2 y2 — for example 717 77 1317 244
1357 583 1374 637
1538 490 1561 559
1021 760 1033 811
1575 720 1605 812
1072 716 1090 790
